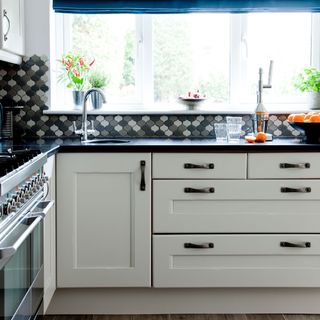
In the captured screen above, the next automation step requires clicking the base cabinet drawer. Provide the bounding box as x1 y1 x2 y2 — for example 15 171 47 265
248 153 320 179
153 235 320 288
153 180 320 233
153 153 247 179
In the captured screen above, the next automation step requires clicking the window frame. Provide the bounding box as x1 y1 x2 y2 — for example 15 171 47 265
50 12 320 113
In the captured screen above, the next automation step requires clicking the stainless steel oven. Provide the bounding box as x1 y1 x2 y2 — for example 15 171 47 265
0 148 52 320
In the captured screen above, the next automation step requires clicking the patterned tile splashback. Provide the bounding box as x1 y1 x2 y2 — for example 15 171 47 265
0 55 301 139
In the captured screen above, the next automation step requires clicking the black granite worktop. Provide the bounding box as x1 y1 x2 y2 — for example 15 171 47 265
1 137 320 156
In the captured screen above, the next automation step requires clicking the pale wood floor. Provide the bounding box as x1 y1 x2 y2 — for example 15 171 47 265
44 315 320 320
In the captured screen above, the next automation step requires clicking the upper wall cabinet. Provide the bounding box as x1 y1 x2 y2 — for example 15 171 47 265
0 0 24 64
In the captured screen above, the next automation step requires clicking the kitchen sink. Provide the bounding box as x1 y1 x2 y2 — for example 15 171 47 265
82 139 130 144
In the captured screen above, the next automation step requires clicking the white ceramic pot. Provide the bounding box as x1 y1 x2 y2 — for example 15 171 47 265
309 92 320 110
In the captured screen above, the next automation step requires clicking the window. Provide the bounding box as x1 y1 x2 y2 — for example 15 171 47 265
52 12 320 112
152 14 230 104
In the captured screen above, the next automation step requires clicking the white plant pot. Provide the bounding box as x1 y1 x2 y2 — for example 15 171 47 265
309 92 320 110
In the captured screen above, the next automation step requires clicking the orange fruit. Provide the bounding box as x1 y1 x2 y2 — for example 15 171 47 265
304 114 313 122
245 135 256 143
255 132 267 142
309 114 320 122
287 114 295 122
292 113 306 122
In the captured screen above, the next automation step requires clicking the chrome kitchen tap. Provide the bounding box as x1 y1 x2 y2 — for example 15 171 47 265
73 88 106 141
253 60 274 134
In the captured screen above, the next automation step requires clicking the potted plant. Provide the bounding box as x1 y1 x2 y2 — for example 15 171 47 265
88 70 110 109
59 52 95 109
295 67 320 110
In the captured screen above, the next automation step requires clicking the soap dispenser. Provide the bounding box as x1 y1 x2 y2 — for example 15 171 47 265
253 61 273 137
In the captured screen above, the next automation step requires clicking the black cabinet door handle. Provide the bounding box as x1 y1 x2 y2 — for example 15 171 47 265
184 242 214 249
279 163 310 169
184 163 214 169
140 160 146 191
281 187 311 193
280 241 311 248
184 187 215 193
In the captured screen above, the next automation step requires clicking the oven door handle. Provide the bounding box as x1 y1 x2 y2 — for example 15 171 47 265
29 200 54 219
0 215 42 259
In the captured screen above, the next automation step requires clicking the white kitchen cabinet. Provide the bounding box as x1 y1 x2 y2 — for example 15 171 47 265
248 153 320 179
153 234 320 288
0 0 24 63
153 179 320 233
57 153 151 287
153 153 247 179
43 155 56 312
153 152 320 288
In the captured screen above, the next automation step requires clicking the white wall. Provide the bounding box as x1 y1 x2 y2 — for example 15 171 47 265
25 0 51 56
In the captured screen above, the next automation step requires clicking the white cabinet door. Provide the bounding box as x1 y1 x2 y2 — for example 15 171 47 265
43 155 56 312
0 0 24 56
57 153 151 287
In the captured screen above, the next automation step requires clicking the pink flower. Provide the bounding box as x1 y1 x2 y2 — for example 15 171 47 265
72 68 80 77
60 52 95 91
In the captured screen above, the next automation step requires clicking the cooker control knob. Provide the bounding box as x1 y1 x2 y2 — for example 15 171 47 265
3 203 8 216
10 198 17 212
18 188 26 203
12 193 21 208
24 184 31 199
4 199 14 215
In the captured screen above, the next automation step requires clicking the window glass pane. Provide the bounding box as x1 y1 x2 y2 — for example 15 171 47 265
153 14 230 104
243 13 312 104
71 14 137 100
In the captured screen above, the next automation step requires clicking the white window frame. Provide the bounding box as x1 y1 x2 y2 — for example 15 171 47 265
50 12 320 113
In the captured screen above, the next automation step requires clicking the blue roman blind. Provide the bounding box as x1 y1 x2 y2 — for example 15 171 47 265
53 0 320 14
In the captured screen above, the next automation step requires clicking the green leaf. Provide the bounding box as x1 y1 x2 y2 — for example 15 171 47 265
294 67 320 93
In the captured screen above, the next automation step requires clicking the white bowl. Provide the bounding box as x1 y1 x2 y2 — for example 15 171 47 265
178 97 206 110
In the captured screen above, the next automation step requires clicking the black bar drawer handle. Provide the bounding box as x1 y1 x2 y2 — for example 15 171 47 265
281 187 311 193
280 241 311 248
279 163 310 169
140 160 146 191
184 187 215 193
184 242 214 249
184 163 214 169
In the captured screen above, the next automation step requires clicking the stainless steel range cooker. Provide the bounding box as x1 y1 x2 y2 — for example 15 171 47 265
0 148 53 320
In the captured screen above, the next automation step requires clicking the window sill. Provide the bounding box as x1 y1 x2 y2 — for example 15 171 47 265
44 103 313 115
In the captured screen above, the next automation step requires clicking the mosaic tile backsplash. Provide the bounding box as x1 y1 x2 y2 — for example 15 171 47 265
0 55 301 140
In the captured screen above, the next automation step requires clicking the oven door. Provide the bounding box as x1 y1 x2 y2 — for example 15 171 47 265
0 211 44 320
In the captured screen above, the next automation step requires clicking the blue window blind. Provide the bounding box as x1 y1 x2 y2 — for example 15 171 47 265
53 0 320 14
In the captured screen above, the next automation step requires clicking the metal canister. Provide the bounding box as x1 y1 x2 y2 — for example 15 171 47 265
252 112 269 134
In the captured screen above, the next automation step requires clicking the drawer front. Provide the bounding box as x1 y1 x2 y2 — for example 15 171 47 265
153 180 320 233
153 234 320 288
153 153 247 179
248 153 320 179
